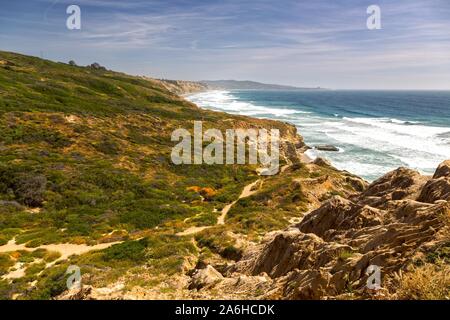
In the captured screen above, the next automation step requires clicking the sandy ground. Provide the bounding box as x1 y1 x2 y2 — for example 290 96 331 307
175 226 210 236
0 239 121 280
0 239 120 262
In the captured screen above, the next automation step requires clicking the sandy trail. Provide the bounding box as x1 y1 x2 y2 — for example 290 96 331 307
175 226 210 236
217 179 260 225
0 239 120 262
176 179 261 236
0 239 121 280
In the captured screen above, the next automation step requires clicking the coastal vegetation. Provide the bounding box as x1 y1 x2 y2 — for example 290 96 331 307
0 51 301 299
1 51 447 301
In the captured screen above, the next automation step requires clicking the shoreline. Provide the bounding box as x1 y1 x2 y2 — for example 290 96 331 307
183 89 450 182
183 91 326 167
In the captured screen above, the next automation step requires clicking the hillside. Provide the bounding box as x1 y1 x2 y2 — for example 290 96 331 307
0 51 326 299
0 51 306 299
157 79 208 95
0 51 448 300
200 80 324 91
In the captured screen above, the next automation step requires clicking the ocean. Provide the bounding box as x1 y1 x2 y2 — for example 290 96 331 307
186 90 450 182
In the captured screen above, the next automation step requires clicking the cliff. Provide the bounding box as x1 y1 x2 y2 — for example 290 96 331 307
186 161 450 300
154 79 208 95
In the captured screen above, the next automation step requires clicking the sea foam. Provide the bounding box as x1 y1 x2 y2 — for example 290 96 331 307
186 90 450 181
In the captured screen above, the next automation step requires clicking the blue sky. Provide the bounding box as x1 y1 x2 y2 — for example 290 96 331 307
1 0 450 89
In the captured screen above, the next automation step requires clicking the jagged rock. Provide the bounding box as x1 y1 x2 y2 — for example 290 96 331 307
417 178 450 203
267 269 333 299
433 160 450 179
314 144 339 152
345 175 368 192
298 196 383 239
313 157 331 167
188 265 224 290
361 167 427 200
213 160 450 300
417 161 450 203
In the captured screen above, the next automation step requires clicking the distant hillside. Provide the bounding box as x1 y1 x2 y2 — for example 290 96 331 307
200 80 324 91
156 79 208 95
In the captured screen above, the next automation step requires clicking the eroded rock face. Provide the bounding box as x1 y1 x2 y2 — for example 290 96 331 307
298 196 384 239
195 160 450 300
433 160 450 179
313 157 332 167
360 167 428 201
416 161 450 204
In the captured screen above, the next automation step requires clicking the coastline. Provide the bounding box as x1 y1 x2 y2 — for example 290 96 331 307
183 90 325 167
183 89 450 182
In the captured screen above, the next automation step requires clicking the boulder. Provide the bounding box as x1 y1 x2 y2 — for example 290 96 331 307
361 167 427 200
417 160 450 203
433 160 450 179
298 196 383 239
189 265 224 290
313 157 331 167
417 177 450 203
314 144 339 152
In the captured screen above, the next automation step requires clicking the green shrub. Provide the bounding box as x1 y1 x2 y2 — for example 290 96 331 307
14 174 47 207
26 265 69 299
103 239 149 262
0 254 14 276
92 138 119 155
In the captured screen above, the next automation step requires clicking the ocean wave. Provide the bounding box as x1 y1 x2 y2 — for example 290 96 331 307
187 90 310 118
186 90 450 181
341 117 449 138
304 149 318 161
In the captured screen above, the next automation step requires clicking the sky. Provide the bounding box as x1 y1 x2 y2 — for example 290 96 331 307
1 0 450 89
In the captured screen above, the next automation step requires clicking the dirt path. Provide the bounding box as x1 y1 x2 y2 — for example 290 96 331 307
176 179 261 236
0 239 120 262
0 238 122 280
175 226 210 236
217 179 260 225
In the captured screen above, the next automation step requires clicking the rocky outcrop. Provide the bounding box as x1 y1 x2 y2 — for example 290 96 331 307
189 265 224 290
417 161 450 203
314 145 339 152
360 167 428 201
433 160 450 179
313 157 332 167
193 160 450 299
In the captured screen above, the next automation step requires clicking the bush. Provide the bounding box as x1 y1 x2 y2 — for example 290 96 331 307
103 239 149 262
26 265 69 299
397 264 450 300
92 138 119 155
14 174 47 207
0 254 14 276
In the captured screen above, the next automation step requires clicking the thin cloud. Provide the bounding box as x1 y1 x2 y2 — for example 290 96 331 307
1 0 449 89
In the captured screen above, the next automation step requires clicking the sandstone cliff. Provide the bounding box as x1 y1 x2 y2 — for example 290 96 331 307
187 161 450 300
